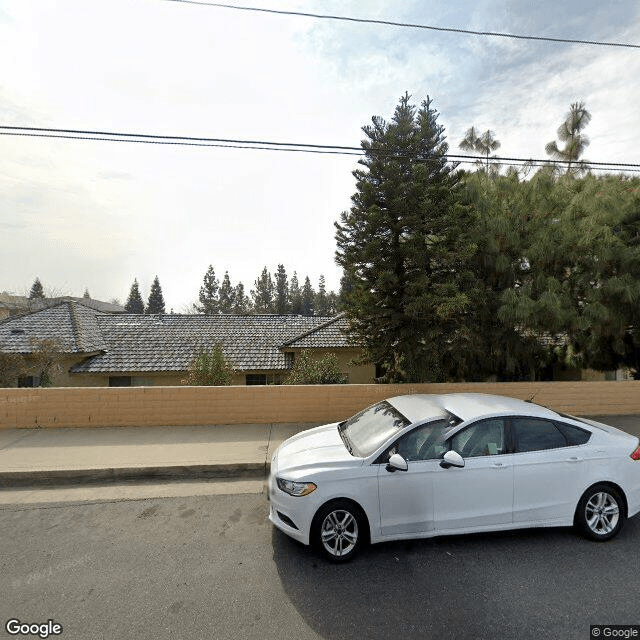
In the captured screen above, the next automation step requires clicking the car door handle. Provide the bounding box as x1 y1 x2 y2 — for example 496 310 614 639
491 462 507 468
567 456 582 463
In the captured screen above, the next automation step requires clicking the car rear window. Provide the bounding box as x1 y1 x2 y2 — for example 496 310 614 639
554 421 591 446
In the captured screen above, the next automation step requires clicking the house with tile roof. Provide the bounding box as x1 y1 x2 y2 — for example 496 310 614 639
0 301 374 387
0 292 125 321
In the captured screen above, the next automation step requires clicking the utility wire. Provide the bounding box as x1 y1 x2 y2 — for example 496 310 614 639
163 0 640 50
2 125 640 172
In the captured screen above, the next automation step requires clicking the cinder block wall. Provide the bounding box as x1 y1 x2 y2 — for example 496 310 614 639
1 381 640 429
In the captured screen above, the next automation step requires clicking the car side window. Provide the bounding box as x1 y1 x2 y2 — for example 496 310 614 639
555 421 591 446
450 419 505 458
512 417 566 453
394 420 451 462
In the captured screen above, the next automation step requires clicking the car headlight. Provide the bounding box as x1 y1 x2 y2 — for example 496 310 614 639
276 478 317 497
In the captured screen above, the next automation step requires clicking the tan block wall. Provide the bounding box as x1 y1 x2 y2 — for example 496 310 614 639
2 381 640 429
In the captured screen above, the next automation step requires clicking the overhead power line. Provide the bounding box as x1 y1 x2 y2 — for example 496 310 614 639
163 1 640 50
2 125 640 172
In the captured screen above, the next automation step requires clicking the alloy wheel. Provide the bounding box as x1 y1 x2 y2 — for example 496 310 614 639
320 509 359 558
585 491 619 536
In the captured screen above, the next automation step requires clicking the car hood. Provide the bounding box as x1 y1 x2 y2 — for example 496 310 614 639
274 422 359 476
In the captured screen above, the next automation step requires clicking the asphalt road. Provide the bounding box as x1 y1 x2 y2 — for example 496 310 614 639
1 488 639 640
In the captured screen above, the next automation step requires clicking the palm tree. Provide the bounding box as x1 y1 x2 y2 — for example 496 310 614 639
459 126 501 171
545 101 591 174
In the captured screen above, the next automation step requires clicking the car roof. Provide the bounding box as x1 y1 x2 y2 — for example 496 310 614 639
387 393 561 424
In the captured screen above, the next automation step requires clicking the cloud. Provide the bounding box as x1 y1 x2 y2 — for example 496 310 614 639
96 170 134 181
2 0 639 311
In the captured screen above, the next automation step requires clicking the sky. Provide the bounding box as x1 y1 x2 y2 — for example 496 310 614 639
1 0 639 312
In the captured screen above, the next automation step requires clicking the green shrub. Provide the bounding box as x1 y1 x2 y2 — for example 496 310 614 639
285 350 347 385
182 344 234 386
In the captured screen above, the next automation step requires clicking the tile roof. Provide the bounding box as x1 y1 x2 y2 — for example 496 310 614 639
281 314 354 349
0 301 106 354
70 314 346 373
0 294 125 314
1 304 355 373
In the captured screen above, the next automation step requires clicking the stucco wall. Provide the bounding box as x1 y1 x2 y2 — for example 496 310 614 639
288 348 375 384
2 381 640 429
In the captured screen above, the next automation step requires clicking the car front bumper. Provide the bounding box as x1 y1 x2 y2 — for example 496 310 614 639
268 454 316 546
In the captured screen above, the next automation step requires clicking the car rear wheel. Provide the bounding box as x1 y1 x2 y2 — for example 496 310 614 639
312 500 365 563
576 484 626 541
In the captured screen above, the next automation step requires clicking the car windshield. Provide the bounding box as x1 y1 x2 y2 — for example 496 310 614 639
339 401 410 457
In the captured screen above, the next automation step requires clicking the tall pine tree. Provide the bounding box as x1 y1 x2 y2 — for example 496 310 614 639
29 278 45 299
315 275 329 316
251 267 275 313
125 279 144 313
274 264 290 314
232 282 251 314
545 101 591 175
146 276 165 314
289 272 302 315
218 271 235 313
301 276 315 316
335 93 477 382
198 265 219 314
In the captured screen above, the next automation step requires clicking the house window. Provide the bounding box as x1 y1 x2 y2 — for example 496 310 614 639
18 375 38 388
245 374 285 385
109 376 132 387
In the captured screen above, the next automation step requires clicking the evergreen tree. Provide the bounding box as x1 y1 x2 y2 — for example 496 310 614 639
289 272 302 315
496 171 640 375
545 101 591 174
301 276 315 316
459 170 551 380
198 265 219 314
274 264 290 314
218 271 235 313
232 282 251 314
124 279 144 313
459 126 501 171
335 93 477 382
83 288 91 299
251 267 275 313
315 275 329 316
337 272 354 311
146 275 165 314
326 290 339 316
29 278 45 299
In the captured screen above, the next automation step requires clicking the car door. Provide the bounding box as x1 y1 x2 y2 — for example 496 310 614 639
432 418 514 531
376 421 453 536
511 417 589 523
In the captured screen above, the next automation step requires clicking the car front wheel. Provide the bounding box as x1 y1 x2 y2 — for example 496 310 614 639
312 500 365 563
576 484 626 541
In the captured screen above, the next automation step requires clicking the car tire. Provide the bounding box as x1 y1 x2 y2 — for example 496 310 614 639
575 483 626 542
312 500 366 563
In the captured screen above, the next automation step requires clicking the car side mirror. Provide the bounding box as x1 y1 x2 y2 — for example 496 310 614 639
440 450 465 469
386 453 408 472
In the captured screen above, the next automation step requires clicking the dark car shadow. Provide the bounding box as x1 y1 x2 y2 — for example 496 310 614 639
271 516 640 640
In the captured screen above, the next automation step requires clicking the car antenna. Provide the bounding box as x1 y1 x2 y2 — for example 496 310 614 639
525 391 538 404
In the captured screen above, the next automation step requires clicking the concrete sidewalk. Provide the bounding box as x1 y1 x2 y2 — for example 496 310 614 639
0 422 318 488
1 414 638 491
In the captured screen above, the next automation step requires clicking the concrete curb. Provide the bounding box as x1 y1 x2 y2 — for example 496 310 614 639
0 462 271 488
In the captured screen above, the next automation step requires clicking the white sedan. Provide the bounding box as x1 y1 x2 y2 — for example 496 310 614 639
268 393 640 562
